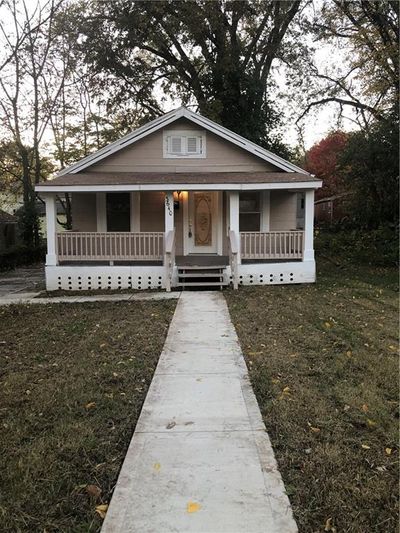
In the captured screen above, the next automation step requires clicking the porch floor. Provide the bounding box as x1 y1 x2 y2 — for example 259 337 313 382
175 255 229 267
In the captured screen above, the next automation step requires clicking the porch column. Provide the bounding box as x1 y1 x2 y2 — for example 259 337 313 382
96 193 107 232
303 189 315 261
130 192 140 232
164 191 174 233
44 194 58 265
229 191 240 263
261 190 270 231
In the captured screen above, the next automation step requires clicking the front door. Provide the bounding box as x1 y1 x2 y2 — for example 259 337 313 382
187 191 218 254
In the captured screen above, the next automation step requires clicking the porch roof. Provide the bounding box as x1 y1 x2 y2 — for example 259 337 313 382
36 171 321 193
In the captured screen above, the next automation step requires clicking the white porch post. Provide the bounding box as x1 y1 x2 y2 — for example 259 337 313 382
45 194 58 266
96 192 107 232
229 191 240 263
260 190 270 231
164 191 174 233
130 192 140 232
303 189 315 261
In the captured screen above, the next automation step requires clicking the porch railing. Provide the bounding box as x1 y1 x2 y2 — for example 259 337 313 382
57 232 164 261
240 231 304 260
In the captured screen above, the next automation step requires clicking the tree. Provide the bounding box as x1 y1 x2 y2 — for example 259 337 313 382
304 131 348 199
298 0 399 128
71 0 306 155
338 117 399 229
0 0 69 245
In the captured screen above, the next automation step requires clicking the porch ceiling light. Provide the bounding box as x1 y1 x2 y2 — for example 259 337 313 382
173 190 182 209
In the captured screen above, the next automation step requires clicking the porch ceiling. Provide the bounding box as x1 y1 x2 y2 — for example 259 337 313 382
36 171 321 192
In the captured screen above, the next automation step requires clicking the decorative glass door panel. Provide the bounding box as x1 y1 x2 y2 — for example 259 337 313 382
186 191 219 254
194 193 212 246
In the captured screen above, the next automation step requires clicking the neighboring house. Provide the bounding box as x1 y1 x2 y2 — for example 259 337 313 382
1 193 67 236
35 107 322 291
14 198 67 235
314 193 350 225
0 209 18 251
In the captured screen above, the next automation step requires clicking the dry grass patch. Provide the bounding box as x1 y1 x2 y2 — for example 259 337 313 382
225 260 398 533
0 300 176 532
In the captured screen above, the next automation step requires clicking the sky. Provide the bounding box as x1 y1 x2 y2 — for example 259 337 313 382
0 0 359 153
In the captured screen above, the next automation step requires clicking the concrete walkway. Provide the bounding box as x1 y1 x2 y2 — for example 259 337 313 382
102 292 297 533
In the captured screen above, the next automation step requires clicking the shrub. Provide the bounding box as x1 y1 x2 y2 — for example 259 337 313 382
315 225 399 267
0 244 46 271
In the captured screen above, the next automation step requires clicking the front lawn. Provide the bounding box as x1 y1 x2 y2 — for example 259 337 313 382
0 300 176 532
225 260 398 533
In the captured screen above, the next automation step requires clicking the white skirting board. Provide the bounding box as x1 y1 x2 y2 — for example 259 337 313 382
234 260 316 285
45 261 316 291
46 265 166 291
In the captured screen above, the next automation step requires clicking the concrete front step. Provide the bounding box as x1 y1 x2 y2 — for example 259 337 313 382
177 265 227 271
176 281 228 287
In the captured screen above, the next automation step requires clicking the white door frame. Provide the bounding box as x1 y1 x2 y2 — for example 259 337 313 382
183 191 223 255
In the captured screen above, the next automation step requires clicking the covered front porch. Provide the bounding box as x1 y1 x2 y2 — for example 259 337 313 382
42 186 316 291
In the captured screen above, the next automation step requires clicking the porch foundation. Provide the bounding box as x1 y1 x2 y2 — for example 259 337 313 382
45 260 315 291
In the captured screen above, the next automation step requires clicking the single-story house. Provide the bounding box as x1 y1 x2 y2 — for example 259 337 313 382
35 107 322 291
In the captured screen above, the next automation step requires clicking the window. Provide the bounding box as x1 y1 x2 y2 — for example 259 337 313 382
164 130 205 158
239 192 260 231
106 193 130 231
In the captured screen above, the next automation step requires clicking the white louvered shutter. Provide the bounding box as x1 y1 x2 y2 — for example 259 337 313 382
187 136 198 154
170 136 182 154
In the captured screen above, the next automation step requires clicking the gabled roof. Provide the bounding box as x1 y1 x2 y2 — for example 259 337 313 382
57 107 309 176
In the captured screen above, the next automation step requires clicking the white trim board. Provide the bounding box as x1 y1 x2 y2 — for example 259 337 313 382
37 181 322 194
56 107 309 177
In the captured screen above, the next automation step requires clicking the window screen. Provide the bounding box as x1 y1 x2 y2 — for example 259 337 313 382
239 192 261 231
106 193 131 231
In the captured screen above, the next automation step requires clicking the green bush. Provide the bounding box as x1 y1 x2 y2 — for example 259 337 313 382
0 245 46 271
315 226 399 266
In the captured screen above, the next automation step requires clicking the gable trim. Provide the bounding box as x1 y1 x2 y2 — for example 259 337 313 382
58 107 308 176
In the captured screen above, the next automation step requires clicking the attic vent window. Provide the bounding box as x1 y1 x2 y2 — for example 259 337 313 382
164 130 206 158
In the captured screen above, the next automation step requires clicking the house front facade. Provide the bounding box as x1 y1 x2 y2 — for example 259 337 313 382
35 107 322 291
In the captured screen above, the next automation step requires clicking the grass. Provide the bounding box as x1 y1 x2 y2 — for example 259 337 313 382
0 300 176 532
225 259 399 533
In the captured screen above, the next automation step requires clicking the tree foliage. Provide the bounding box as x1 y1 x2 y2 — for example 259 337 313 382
76 0 305 155
338 116 399 229
304 131 348 199
299 0 399 128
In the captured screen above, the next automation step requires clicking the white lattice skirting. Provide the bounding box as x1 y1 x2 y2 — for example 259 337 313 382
45 261 315 291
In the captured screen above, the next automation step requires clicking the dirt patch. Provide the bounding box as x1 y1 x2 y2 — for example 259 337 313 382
225 259 399 533
0 299 176 531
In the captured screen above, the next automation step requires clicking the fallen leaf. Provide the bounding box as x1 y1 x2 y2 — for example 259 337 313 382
385 448 392 455
282 386 290 393
324 322 332 329
85 402 96 410
95 504 108 519
361 404 369 413
324 517 336 532
86 484 101 499
361 444 370 449
187 501 201 513
346 350 352 357
367 418 377 428
100 343 107 348
310 426 321 433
